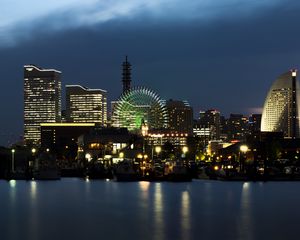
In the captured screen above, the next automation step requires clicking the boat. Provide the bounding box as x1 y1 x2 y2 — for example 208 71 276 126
33 168 60 180
112 160 139 181
164 161 192 182
32 152 60 180
85 161 113 179
151 162 166 181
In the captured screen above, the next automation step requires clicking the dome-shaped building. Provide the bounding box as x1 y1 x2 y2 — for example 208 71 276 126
261 70 300 138
112 87 168 132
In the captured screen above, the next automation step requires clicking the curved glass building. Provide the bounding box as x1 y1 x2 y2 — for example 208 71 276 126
112 87 168 132
261 70 300 138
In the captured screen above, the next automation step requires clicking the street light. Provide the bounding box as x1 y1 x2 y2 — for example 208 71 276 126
182 146 188 160
85 153 92 162
239 145 248 173
119 152 124 159
29 148 37 169
182 146 188 154
155 146 162 159
240 145 248 153
181 146 188 162
11 149 15 173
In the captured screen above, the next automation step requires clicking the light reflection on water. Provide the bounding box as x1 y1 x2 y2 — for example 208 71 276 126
154 183 164 240
238 182 253 240
30 181 37 200
9 179 16 188
8 180 17 240
181 191 190 239
139 181 150 200
29 181 38 240
1 179 300 240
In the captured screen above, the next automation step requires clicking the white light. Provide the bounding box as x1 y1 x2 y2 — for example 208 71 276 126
85 153 92 161
155 146 162 154
240 145 248 153
182 146 188 154
9 180 16 188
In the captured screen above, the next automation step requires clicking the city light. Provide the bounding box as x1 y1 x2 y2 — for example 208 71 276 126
182 146 188 154
155 146 162 154
119 152 124 158
85 153 92 162
11 149 15 173
240 145 248 153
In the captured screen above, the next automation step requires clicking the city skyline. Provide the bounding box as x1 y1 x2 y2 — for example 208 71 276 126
1 0 300 145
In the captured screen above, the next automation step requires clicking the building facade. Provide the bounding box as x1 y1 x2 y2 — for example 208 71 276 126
24 65 62 145
261 70 300 138
66 85 107 125
249 114 262 135
197 109 221 140
40 123 96 159
165 99 193 135
226 114 249 141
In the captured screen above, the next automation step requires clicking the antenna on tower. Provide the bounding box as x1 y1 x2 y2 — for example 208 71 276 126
122 56 132 93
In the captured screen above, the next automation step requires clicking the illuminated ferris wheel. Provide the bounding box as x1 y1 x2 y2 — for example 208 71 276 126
112 87 168 132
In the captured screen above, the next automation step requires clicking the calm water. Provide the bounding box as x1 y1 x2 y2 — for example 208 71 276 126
0 179 300 240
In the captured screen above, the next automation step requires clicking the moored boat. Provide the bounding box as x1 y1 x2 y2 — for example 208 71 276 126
112 160 139 181
164 161 192 182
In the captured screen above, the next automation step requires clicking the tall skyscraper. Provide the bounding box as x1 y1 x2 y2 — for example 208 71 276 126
24 65 62 145
261 70 300 138
66 85 107 125
198 109 221 140
249 114 262 134
122 56 131 93
165 99 193 134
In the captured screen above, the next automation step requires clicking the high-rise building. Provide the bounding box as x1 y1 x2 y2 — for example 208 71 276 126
261 70 300 138
122 56 131 93
198 109 221 140
24 65 62 145
66 85 107 125
249 114 262 134
226 114 249 141
165 99 193 135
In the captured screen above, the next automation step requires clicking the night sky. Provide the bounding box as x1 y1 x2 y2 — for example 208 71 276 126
1 0 300 146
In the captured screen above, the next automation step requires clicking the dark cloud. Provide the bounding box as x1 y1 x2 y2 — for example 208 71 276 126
1 0 300 145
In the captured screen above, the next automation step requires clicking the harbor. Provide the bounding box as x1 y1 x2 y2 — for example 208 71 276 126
2 147 300 182
1 178 299 240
